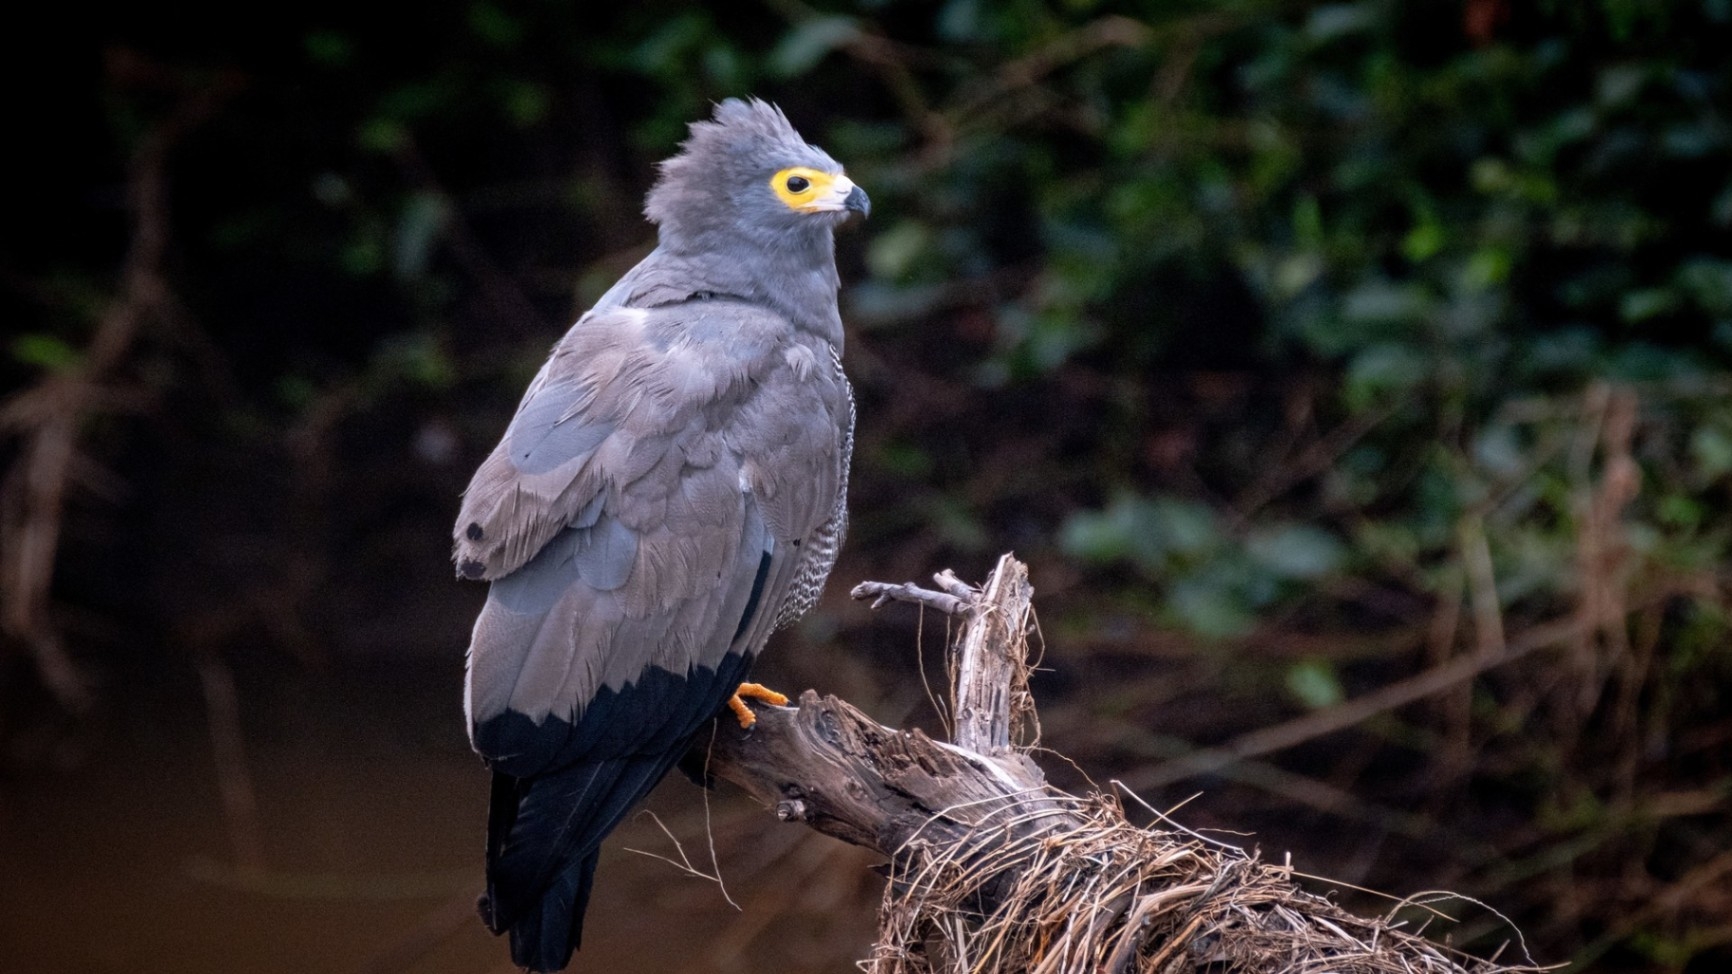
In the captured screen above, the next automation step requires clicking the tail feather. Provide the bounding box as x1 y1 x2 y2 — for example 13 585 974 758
474 652 761 970
483 760 627 934
483 755 687 971
478 770 524 933
508 850 599 971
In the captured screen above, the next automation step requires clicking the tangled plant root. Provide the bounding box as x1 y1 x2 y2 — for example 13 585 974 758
700 557 1544 974
868 793 1538 974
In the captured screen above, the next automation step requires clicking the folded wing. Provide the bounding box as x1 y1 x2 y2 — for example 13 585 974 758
451 300 849 968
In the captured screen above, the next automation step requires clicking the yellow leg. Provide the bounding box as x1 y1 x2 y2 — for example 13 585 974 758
727 682 790 728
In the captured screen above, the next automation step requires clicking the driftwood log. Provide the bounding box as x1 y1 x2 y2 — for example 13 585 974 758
687 554 1539 974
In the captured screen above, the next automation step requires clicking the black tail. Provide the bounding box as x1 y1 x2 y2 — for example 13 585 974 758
479 756 685 972
506 849 600 972
477 769 524 934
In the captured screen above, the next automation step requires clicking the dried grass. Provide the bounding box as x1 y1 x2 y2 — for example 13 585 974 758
865 791 1544 974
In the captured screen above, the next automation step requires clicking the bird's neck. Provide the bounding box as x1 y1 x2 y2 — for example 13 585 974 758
605 233 845 351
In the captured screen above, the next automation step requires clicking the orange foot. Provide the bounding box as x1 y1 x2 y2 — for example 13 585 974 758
726 682 790 728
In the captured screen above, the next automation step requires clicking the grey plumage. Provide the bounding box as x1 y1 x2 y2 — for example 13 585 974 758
453 99 863 972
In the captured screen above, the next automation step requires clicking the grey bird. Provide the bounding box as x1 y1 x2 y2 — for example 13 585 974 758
452 99 866 972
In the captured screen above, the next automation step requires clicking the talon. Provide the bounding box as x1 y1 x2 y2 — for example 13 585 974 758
736 682 790 706
727 682 789 728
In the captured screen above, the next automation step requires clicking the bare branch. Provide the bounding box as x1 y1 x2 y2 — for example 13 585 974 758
850 580 972 616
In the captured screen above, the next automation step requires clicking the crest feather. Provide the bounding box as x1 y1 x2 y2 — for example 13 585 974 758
644 99 823 227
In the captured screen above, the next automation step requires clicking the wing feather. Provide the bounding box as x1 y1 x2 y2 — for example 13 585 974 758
458 300 848 773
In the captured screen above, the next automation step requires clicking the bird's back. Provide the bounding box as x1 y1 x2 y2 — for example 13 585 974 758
457 296 852 969
454 95 865 973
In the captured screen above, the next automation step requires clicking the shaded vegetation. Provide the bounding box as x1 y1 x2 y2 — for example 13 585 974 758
4 1 1730 972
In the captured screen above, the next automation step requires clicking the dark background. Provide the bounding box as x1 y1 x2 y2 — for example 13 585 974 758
3 1 1730 972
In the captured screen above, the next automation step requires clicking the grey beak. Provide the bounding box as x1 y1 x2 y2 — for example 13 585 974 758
844 184 871 218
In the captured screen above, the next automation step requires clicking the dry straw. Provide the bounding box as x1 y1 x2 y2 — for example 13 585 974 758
863 785 1546 974
857 558 1544 974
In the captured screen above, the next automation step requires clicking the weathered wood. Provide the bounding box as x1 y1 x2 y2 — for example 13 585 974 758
697 554 1070 871
949 554 1032 755
694 690 1069 863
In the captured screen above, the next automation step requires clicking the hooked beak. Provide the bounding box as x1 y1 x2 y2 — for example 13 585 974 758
805 174 871 218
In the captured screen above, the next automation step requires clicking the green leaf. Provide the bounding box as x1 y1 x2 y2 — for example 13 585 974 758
358 118 410 155
500 81 550 128
341 236 384 276
1246 524 1346 580
1462 248 1512 290
1167 577 1255 639
1690 425 1732 479
1620 288 1680 323
1286 660 1344 709
303 31 354 67
468 2 524 47
1677 259 1732 314
1341 282 1430 324
1345 343 1428 406
1402 218 1444 263
1473 424 1526 478
936 0 982 42
1062 508 1131 564
11 333 83 372
374 332 455 389
1595 64 1646 107
1062 495 1155 566
769 16 860 77
1273 253 1324 298
393 193 451 279
1148 497 1220 558
867 221 932 281
875 442 934 479
1305 3 1376 42
1712 183 1732 227
1292 194 1324 250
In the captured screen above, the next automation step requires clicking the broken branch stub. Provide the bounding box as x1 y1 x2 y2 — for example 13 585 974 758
946 554 1034 756
702 555 1073 881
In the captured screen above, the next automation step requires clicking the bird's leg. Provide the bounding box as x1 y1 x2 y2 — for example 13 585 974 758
727 682 790 728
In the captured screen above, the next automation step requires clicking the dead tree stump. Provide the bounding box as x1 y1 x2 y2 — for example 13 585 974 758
691 554 1539 974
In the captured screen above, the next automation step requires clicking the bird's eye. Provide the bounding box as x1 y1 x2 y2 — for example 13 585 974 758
770 167 829 210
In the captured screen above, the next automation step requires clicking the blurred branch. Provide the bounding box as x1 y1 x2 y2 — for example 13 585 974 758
759 0 950 152
1121 586 1683 793
195 649 266 875
945 15 1156 122
0 55 239 711
1229 399 1399 529
387 135 549 336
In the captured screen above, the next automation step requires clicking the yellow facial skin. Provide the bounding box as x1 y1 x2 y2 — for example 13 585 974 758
771 166 858 213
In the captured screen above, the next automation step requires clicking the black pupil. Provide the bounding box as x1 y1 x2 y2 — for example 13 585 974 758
786 175 810 193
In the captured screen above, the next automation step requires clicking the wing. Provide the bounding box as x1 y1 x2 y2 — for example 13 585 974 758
456 301 849 772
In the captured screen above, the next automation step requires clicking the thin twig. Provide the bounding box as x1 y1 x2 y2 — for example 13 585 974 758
851 579 973 616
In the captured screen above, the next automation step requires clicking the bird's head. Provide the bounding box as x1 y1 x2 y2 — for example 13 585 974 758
644 98 869 253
